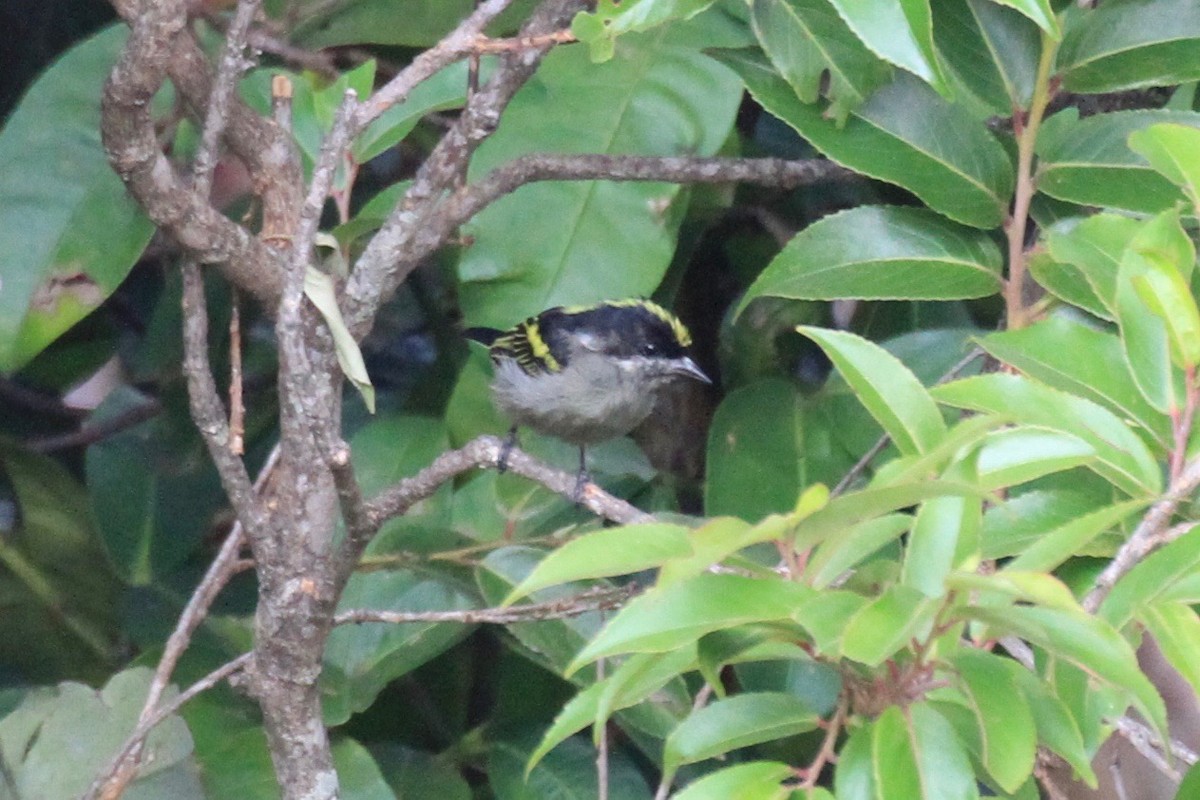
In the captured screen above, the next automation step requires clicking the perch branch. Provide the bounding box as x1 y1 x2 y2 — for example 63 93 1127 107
334 585 636 626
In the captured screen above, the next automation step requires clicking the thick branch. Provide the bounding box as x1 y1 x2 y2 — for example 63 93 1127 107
102 0 286 302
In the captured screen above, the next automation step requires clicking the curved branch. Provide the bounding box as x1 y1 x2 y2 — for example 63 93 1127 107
334 585 637 626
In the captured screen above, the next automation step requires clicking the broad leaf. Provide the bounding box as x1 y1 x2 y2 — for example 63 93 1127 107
934 0 1040 115
669 762 793 800
1036 109 1200 213
871 704 979 800
841 584 936 665
572 0 721 61
737 206 1003 310
825 0 949 94
716 50 1012 228
459 31 741 327
1044 212 1143 315
1058 0 1200 93
950 650 1037 793
799 326 947 456
1128 122 1200 214
1101 524 1200 628
0 25 154 371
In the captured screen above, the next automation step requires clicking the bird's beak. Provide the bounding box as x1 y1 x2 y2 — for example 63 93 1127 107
671 356 712 384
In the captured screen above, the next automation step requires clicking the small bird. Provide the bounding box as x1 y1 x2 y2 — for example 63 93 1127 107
465 299 712 497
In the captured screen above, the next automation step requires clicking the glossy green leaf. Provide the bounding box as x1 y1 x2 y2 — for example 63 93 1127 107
716 50 1012 227
826 0 949 94
1115 209 1193 412
1058 0 1200 93
902 458 980 598
528 647 696 773
572 0 720 61
841 584 935 665
1001 499 1146 573
799 326 947 456
669 761 793 800
1009 668 1097 786
738 206 1003 312
292 0 527 48
794 591 871 654
807 513 912 589
1139 602 1200 701
503 523 691 605
975 428 1095 491
750 0 892 123
949 569 1080 611
1044 212 1143 315
980 315 1171 448
934 0 1040 114
0 25 154 371
662 693 819 780
982 487 1119 560
968 603 1168 747
872 704 979 800
1131 252 1200 368
332 738 399 800
1128 122 1200 214
951 650 1036 792
1036 109 1200 213
931 374 1162 496
568 574 812 672
459 32 741 327
988 0 1057 37
1027 251 1112 320
834 723 876 800
1101 524 1200 628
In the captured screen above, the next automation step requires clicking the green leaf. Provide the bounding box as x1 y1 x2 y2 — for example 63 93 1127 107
332 737 398 800
354 58 496 163
704 379 811 520
459 32 741 327
1115 209 1194 411
1128 122 1200 214
572 0 720 61
1139 602 1200 702
527 647 696 773
1058 0 1200 93
974 428 1095 491
794 591 871 654
1001 499 1146 573
1035 109 1200 213
807 513 912 589
1009 668 1096 786
669 761 793 800
714 50 1012 227
825 0 950 94
902 457 980 598
841 584 936 665
0 668 201 799
503 522 692 604
1131 251 1200 368
834 723 876 800
490 732 652 800
799 326 947 456
950 650 1036 793
1044 212 1143 315
968 603 1168 747
737 206 1003 310
931 373 1162 496
1101 524 1200 628
0 25 154 371
934 0 1040 115
871 704 979 800
979 315 1171 448
988 0 1057 38
1027 251 1112 320
322 569 477 726
305 267 375 412
750 0 892 123
567 574 812 672
662 693 820 781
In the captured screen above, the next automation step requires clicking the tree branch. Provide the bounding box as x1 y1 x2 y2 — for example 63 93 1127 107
334 585 637 626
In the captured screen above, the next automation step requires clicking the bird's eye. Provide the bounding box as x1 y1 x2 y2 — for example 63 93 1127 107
640 342 658 357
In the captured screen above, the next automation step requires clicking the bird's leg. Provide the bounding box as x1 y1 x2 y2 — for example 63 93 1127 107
499 426 518 473
572 446 590 503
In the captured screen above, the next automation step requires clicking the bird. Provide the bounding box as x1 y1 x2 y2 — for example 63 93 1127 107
465 299 712 498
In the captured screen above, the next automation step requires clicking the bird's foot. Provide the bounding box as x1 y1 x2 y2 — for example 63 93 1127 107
498 427 518 473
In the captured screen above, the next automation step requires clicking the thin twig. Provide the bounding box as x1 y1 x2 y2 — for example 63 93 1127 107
26 399 161 453
229 289 245 455
1113 715 1196 779
333 585 636 626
